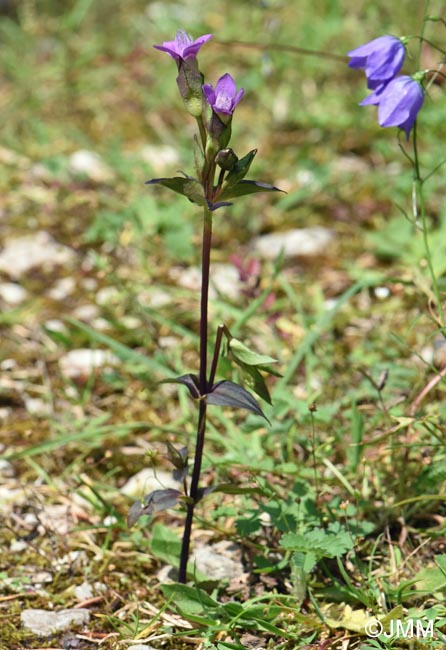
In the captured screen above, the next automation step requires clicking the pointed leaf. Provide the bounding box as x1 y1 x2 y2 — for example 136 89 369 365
220 179 284 200
205 380 269 421
242 365 272 405
159 374 200 399
166 441 188 470
127 499 144 528
146 176 205 206
229 338 278 367
224 149 257 185
166 442 189 482
127 488 182 527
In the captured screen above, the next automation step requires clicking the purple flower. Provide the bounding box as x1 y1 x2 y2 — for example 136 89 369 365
348 35 405 89
360 75 425 139
203 73 244 117
153 30 213 64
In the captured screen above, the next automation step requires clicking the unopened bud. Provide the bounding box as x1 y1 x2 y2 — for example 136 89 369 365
215 148 238 171
176 59 204 117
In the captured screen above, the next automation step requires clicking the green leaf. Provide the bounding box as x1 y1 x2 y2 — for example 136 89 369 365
148 523 182 566
223 149 257 188
206 380 269 421
161 583 220 615
280 525 354 560
229 338 278 367
242 365 272 404
146 176 205 206
220 179 283 201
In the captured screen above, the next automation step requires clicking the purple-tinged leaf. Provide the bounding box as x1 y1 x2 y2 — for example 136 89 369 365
166 441 189 482
159 374 200 399
220 180 284 201
145 176 206 206
127 499 144 528
166 441 188 470
205 380 269 421
127 488 182 527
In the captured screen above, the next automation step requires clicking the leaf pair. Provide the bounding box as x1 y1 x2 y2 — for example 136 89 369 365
145 150 282 211
161 373 269 421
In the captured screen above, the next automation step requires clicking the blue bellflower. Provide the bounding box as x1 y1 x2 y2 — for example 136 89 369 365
348 35 405 90
360 75 425 139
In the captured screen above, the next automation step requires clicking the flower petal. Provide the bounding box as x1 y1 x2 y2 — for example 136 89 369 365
215 73 237 98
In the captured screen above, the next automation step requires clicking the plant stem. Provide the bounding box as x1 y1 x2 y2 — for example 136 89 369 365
412 4 445 330
178 207 213 583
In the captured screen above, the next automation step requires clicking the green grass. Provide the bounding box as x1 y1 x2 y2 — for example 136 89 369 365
1 0 446 648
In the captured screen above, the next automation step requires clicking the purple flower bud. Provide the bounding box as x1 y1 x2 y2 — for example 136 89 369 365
153 30 213 65
348 35 405 89
360 75 425 139
203 73 244 119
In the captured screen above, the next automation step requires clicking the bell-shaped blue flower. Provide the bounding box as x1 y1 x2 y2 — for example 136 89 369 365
348 35 405 89
360 75 425 139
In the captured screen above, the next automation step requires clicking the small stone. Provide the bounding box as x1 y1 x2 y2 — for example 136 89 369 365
156 564 178 584
48 276 76 301
59 349 118 378
44 319 67 333
0 459 15 477
103 515 117 526
10 539 28 553
69 150 113 183
72 304 100 321
128 645 156 650
24 397 51 417
138 289 172 309
190 541 245 581
374 286 390 300
170 264 241 300
0 282 27 305
21 608 90 637
74 581 93 600
95 286 120 305
121 468 180 498
0 232 76 279
210 263 241 301
253 227 334 260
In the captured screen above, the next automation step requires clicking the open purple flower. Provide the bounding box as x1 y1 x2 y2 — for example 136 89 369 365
360 75 424 139
348 35 405 89
153 30 213 64
203 73 244 117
